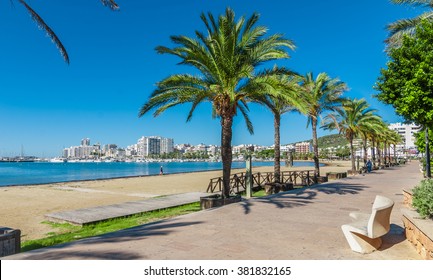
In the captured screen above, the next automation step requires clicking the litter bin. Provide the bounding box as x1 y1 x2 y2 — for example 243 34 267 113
0 227 21 257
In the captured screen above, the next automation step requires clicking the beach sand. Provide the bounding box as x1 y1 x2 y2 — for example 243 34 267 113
0 160 352 241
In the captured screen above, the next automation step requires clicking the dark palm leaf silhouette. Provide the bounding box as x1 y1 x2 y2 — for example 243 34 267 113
16 0 120 64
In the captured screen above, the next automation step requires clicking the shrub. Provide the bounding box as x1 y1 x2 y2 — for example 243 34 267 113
412 179 433 219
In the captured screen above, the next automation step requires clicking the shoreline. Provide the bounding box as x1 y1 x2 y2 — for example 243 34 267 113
0 160 351 242
0 160 321 188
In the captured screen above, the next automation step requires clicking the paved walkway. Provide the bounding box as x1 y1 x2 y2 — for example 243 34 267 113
3 161 425 260
45 192 209 225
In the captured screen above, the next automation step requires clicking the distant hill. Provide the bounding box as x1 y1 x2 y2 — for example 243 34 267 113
317 134 349 149
287 133 348 149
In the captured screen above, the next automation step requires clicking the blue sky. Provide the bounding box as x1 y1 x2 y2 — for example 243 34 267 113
0 0 422 157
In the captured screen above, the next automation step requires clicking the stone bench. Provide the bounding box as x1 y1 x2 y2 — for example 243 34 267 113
0 227 21 257
264 182 294 195
341 195 394 254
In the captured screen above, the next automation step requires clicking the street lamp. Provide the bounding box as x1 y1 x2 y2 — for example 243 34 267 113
245 146 254 198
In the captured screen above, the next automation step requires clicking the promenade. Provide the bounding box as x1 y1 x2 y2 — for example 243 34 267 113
3 161 424 260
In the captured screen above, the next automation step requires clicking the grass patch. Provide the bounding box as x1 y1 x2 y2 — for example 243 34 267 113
21 202 200 252
252 189 266 197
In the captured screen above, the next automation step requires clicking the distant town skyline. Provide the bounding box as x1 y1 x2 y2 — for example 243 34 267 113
0 1 415 157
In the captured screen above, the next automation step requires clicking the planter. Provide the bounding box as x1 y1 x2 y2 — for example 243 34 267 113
347 170 358 176
264 183 294 195
316 176 328 183
200 194 241 210
326 172 347 180
401 208 433 260
402 189 413 208
0 227 21 257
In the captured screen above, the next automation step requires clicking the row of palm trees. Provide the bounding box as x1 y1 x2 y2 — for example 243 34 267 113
139 8 402 198
322 99 402 172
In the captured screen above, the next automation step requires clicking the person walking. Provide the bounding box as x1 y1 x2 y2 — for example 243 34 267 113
160 166 164 175
366 159 372 173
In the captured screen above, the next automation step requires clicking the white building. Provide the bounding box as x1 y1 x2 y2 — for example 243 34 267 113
63 144 96 159
160 138 174 154
137 136 173 157
388 122 421 150
281 144 295 153
81 138 90 146
125 144 138 157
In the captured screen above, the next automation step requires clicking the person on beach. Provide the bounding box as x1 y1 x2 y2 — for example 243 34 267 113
160 166 164 175
366 159 372 173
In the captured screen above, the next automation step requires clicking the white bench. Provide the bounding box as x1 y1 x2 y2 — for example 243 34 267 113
341 195 394 254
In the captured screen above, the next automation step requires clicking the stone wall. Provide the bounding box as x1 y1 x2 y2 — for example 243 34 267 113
402 189 413 208
402 213 433 260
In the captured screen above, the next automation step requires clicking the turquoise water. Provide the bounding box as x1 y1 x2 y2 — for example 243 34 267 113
0 161 317 187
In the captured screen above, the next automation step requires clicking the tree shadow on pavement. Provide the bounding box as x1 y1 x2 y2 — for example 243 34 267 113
15 220 204 260
240 181 368 214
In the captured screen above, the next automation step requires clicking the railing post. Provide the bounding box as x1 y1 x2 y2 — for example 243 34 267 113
246 155 253 198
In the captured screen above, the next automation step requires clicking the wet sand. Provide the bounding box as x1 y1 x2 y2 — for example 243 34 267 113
0 160 352 241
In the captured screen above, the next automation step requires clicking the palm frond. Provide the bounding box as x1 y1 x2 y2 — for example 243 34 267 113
390 0 433 8
237 102 254 134
139 74 211 118
100 0 120 10
19 0 69 64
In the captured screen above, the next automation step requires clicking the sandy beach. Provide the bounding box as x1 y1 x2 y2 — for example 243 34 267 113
0 160 352 241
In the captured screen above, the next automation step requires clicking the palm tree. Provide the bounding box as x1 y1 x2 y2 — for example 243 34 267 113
322 98 382 172
138 8 295 198
360 118 384 165
386 0 433 49
254 71 305 183
15 0 119 64
390 130 403 163
298 72 347 178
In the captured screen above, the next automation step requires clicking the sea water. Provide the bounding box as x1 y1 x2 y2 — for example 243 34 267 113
0 161 317 187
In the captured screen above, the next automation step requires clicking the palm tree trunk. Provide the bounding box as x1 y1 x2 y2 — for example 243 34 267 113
372 137 376 167
311 118 320 178
362 135 368 166
350 136 356 172
384 141 388 165
221 116 233 198
377 141 382 166
389 144 392 164
274 114 281 183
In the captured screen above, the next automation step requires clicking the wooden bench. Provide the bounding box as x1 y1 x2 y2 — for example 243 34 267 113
341 195 394 254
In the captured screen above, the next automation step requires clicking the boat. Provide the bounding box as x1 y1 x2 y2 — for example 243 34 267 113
49 157 66 163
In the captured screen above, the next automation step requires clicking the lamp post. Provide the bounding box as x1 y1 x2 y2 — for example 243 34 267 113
426 128 431 178
356 155 360 171
245 146 254 198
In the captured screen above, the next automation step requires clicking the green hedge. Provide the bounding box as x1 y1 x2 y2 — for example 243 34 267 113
412 179 433 219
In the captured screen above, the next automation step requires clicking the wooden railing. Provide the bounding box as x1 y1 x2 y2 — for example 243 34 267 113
207 170 316 194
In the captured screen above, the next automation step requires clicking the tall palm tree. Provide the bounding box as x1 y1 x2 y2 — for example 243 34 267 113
298 72 347 178
254 71 305 183
322 98 382 172
386 0 433 49
360 118 383 166
15 0 119 64
138 8 295 198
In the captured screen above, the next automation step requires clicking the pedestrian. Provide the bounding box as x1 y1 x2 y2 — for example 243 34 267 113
366 159 372 173
160 166 164 175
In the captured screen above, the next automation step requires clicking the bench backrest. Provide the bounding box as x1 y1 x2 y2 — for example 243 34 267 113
367 195 394 238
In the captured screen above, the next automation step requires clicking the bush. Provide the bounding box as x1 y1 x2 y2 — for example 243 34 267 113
412 179 433 219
